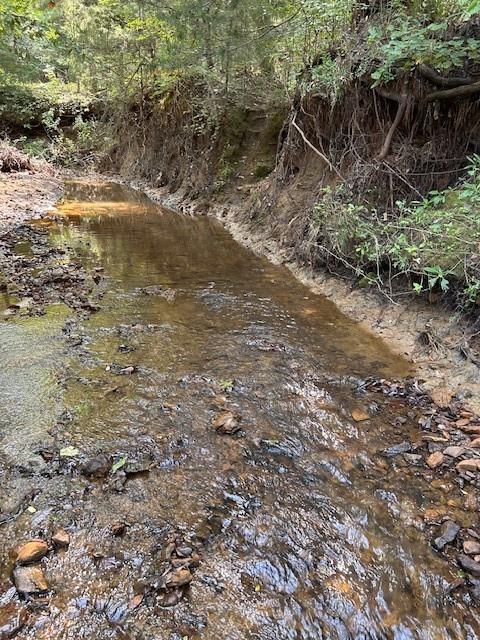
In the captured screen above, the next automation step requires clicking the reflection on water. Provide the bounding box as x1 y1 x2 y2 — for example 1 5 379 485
0 179 478 640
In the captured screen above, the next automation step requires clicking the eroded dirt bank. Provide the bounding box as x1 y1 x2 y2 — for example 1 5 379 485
1 176 480 639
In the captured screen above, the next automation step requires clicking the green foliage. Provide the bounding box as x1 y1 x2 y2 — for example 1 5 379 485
368 18 480 85
311 156 480 308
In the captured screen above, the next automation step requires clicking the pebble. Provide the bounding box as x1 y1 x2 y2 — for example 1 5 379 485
15 540 48 565
13 565 49 595
426 451 444 469
457 554 480 577
383 441 411 457
432 520 460 551
403 453 422 465
164 567 193 588
52 529 70 549
81 455 110 478
456 459 480 472
443 446 465 458
463 540 480 555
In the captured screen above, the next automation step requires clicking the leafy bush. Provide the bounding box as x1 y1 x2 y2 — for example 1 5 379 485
368 18 480 86
311 156 480 308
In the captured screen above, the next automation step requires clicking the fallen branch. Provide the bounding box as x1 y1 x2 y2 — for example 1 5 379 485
417 63 474 88
291 115 345 180
425 81 480 102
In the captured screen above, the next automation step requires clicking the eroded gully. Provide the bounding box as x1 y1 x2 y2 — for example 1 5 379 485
0 179 479 639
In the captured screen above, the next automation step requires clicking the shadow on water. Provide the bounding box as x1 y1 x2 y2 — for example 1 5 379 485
0 179 478 639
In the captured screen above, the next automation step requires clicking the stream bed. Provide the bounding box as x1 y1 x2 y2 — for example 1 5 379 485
0 180 479 639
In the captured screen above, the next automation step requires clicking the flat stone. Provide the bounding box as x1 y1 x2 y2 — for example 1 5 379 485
443 446 466 458
463 540 480 555
429 387 453 408
15 540 48 565
457 554 480 577
461 425 480 435
403 453 422 465
383 441 411 457
351 409 369 422
426 451 444 468
469 437 480 448
12 565 48 595
456 459 480 472
432 520 460 551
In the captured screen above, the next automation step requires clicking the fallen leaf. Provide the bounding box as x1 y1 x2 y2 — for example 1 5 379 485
26 506 36 514
111 456 127 474
219 379 234 392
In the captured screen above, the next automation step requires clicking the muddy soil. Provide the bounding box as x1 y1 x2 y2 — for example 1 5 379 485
1 178 480 639
0 170 62 231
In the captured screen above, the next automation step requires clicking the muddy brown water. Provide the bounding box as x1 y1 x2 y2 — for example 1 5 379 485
0 180 479 639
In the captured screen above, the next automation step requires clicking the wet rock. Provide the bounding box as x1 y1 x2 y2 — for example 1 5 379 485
157 588 183 608
12 565 48 595
139 285 176 300
456 458 480 472
212 411 241 435
15 540 48 565
110 522 126 537
465 494 478 511
119 365 136 375
443 446 465 458
464 540 480 555
105 599 128 624
383 441 412 457
426 451 444 469
458 554 480 576
403 453 422 465
164 568 193 589
429 387 453 408
52 529 70 549
461 425 480 435
351 408 369 422
125 455 152 475
109 470 127 492
432 520 460 551
81 455 110 478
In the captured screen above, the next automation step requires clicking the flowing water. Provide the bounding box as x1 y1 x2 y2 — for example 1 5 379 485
0 180 479 639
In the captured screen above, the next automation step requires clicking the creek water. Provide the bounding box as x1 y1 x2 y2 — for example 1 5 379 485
0 180 478 639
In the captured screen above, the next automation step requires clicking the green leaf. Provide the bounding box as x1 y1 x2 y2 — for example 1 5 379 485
111 456 127 473
219 379 234 391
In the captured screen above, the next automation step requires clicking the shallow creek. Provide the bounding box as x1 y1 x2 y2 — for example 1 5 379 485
0 180 479 639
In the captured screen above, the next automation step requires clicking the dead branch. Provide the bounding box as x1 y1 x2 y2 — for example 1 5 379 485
291 115 345 180
425 81 480 102
417 63 474 88
377 93 408 160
